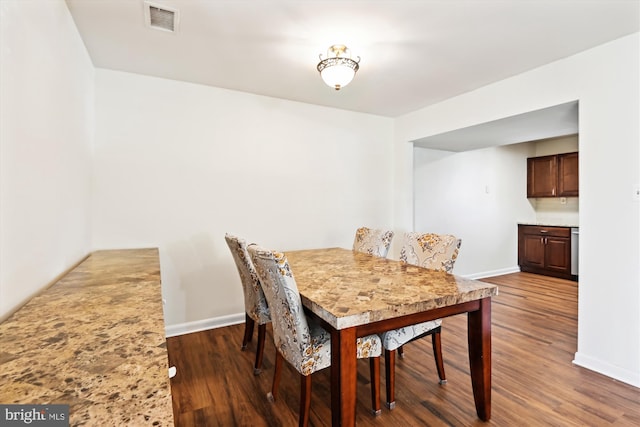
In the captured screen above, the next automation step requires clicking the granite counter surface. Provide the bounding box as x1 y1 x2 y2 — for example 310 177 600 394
0 248 173 426
287 248 498 330
517 222 579 228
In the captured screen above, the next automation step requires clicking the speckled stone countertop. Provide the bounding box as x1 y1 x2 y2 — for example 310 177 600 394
286 248 498 330
0 248 173 426
517 222 579 228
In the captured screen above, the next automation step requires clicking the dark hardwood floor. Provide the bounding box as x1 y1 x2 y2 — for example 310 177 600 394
166 273 640 426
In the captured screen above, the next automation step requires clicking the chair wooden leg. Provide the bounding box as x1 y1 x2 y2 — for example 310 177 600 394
384 349 396 409
242 313 255 350
397 345 404 359
254 323 266 375
369 356 381 416
299 374 312 427
432 329 447 384
267 351 283 402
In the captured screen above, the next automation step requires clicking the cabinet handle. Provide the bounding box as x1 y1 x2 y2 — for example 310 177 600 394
540 230 548 233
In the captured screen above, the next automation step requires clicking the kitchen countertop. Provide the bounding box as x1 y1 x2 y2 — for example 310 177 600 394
518 222 579 228
0 248 173 426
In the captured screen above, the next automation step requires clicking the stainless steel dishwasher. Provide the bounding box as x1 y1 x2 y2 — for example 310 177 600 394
571 227 579 277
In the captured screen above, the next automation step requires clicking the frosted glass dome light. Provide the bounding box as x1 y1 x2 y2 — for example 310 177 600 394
317 45 360 91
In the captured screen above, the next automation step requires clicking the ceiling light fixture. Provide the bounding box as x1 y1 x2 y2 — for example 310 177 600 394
317 45 360 91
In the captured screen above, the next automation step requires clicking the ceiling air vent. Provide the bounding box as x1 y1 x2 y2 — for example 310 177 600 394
143 1 179 33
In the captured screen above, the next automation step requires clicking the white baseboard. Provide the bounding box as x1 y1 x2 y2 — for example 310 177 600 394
462 266 521 280
165 312 245 338
573 352 640 388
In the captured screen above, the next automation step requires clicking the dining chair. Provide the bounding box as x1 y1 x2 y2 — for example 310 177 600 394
225 233 271 375
352 227 394 258
379 232 462 409
248 245 384 426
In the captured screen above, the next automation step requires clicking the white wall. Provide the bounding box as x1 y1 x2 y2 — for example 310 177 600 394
92 69 393 330
534 134 578 156
413 143 536 277
394 33 640 387
0 0 94 320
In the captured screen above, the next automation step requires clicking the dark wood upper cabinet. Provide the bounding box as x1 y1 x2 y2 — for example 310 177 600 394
527 152 578 198
557 152 579 196
527 155 557 197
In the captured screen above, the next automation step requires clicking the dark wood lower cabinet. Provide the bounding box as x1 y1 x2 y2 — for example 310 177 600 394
518 225 573 280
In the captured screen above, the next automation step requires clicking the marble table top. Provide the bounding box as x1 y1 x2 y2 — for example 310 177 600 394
286 247 498 330
0 248 173 426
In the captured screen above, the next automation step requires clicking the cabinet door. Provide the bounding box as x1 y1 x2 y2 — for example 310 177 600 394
527 155 557 197
522 234 545 268
545 237 571 274
558 152 579 196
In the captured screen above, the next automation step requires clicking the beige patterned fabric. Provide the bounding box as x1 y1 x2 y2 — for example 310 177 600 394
380 232 461 350
399 232 461 273
380 319 442 351
225 234 271 325
248 245 382 376
353 227 394 258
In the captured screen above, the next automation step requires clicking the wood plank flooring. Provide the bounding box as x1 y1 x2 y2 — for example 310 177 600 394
166 273 640 426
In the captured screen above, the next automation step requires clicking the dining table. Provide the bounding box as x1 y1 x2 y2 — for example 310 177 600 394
285 247 499 427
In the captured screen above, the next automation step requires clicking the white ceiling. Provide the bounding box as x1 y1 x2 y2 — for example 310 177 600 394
413 101 579 151
66 0 640 151
65 0 639 119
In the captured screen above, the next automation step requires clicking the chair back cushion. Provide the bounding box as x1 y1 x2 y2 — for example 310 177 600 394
399 232 461 272
248 245 330 375
225 234 270 324
353 227 394 258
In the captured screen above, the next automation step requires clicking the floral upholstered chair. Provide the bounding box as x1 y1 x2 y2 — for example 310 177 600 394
248 245 384 425
399 232 461 273
225 233 271 375
379 232 462 409
352 227 394 258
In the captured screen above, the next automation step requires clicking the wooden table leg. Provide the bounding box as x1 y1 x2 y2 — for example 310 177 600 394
330 326 357 427
467 297 492 421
